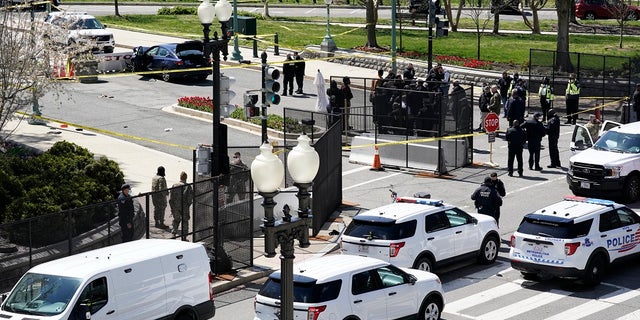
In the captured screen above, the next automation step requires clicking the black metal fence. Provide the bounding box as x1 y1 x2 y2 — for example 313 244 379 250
0 172 254 293
329 76 474 174
528 49 640 123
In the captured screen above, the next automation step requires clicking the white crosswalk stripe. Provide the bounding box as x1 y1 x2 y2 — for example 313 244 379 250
443 269 640 320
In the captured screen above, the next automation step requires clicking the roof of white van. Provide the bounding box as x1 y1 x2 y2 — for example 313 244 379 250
28 239 206 279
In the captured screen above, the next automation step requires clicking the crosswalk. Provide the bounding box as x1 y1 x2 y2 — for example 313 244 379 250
442 263 640 320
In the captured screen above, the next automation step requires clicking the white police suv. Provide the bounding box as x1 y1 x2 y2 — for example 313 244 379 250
340 197 500 272
509 196 640 286
254 255 445 320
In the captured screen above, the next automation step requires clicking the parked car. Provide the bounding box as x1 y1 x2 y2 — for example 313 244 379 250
131 41 211 82
490 0 523 15
340 196 500 272
575 0 640 20
509 196 640 286
254 255 445 320
44 12 114 53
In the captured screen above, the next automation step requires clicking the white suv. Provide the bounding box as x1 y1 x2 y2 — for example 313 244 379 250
509 196 640 286
45 12 115 53
340 197 500 272
254 255 445 320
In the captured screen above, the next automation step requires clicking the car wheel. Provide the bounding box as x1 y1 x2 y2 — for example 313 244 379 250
582 254 607 286
414 256 434 272
162 69 171 82
521 272 538 280
175 312 194 320
585 12 596 20
627 12 638 20
418 295 442 320
478 235 499 264
623 175 640 203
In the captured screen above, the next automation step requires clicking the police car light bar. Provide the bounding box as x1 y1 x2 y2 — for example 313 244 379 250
563 195 615 206
396 197 444 206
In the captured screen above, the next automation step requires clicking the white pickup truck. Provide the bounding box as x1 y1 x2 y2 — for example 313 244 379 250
567 120 640 203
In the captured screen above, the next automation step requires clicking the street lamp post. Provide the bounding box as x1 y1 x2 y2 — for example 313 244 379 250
320 0 336 53
251 132 319 320
231 0 243 61
198 0 232 177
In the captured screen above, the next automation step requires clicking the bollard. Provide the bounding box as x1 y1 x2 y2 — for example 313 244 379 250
274 33 279 56
253 37 258 58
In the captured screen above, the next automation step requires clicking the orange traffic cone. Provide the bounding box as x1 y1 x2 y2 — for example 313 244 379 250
370 145 384 171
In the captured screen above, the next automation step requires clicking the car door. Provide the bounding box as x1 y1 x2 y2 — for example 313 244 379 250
444 208 481 256
600 208 640 261
600 120 622 136
349 270 387 319
143 46 160 71
68 275 115 320
375 265 419 319
424 211 457 262
570 124 594 154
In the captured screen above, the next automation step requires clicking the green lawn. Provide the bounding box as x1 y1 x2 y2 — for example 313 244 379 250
99 13 640 68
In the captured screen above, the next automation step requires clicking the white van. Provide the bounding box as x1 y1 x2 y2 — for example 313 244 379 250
0 239 215 320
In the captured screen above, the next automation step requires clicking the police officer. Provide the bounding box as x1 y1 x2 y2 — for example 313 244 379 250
506 119 526 177
521 113 546 171
471 177 503 225
565 73 581 124
545 109 562 168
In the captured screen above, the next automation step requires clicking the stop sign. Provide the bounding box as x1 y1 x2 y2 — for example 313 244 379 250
484 112 500 133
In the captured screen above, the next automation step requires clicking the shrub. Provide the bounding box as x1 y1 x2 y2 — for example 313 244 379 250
157 6 196 15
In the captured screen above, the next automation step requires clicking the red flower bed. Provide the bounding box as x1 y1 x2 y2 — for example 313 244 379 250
177 96 213 113
435 55 492 69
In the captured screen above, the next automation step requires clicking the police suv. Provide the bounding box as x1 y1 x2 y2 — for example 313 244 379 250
340 196 500 272
509 196 640 286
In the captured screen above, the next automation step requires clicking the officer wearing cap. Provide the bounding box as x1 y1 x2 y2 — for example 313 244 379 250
545 109 562 168
118 183 135 242
471 177 503 225
521 112 546 171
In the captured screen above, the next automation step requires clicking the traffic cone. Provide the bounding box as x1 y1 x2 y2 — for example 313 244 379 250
370 145 384 171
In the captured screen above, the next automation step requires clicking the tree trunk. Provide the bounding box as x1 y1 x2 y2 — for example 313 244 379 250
444 0 457 32
476 27 481 60
556 0 573 72
620 23 624 48
455 0 465 30
114 0 120 16
263 1 270 19
531 6 540 34
365 0 379 47
493 14 500 34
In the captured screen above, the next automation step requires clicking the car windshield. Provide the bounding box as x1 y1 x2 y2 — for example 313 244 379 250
593 131 640 153
1 273 81 316
70 18 105 30
345 219 417 240
259 278 341 303
517 216 593 239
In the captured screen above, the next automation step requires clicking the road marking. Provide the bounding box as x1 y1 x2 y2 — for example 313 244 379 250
445 281 524 314
342 172 403 191
546 285 640 320
506 176 566 197
342 166 371 176
477 288 571 320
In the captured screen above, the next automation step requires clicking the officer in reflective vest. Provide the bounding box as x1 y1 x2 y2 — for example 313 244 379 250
565 73 581 125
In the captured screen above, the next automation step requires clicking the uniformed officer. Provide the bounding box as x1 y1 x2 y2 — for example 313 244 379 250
565 73 581 124
471 177 503 225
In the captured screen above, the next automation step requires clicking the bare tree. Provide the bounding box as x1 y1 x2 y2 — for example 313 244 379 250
522 0 549 34
609 0 637 48
365 0 380 48
466 0 494 59
0 8 91 139
442 0 466 32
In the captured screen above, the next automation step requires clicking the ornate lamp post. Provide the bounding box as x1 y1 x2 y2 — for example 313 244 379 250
320 0 336 53
251 134 320 320
198 0 232 177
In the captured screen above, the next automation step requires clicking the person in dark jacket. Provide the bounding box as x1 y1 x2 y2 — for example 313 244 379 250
477 85 491 131
545 109 562 168
521 112 546 171
118 184 135 242
506 119 525 177
506 89 525 125
497 71 513 115
471 177 503 224
293 51 306 94
282 54 295 96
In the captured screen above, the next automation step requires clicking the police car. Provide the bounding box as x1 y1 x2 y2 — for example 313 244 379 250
509 196 640 286
340 196 500 272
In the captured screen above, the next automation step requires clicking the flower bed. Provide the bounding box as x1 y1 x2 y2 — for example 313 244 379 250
177 96 213 113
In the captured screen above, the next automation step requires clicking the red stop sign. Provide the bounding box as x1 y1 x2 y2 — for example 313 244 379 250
484 112 500 132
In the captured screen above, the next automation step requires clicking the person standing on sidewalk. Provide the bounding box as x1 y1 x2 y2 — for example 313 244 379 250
545 109 562 168
506 119 525 177
497 71 512 115
282 54 295 96
118 184 135 242
538 77 553 122
340 76 354 131
170 171 193 237
633 83 640 122
490 172 506 225
477 85 491 131
293 51 306 94
565 73 581 124
489 85 502 116
151 166 169 230
506 89 525 126
521 113 546 171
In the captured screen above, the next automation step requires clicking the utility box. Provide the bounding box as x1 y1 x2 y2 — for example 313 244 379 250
236 16 257 36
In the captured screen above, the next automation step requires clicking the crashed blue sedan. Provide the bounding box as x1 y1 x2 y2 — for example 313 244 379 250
131 41 211 82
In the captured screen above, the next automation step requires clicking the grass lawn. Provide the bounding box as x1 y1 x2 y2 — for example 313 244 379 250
99 13 640 68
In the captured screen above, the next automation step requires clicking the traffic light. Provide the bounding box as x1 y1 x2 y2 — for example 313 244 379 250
263 65 281 106
219 74 236 109
244 93 260 118
435 17 449 37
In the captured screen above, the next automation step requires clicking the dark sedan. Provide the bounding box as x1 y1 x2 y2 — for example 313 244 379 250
131 41 211 82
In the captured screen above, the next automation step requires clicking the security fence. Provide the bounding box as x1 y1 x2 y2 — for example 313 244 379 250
528 49 640 123
329 76 474 174
0 172 254 293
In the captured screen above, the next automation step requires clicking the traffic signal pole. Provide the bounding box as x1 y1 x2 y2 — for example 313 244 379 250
261 52 268 143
